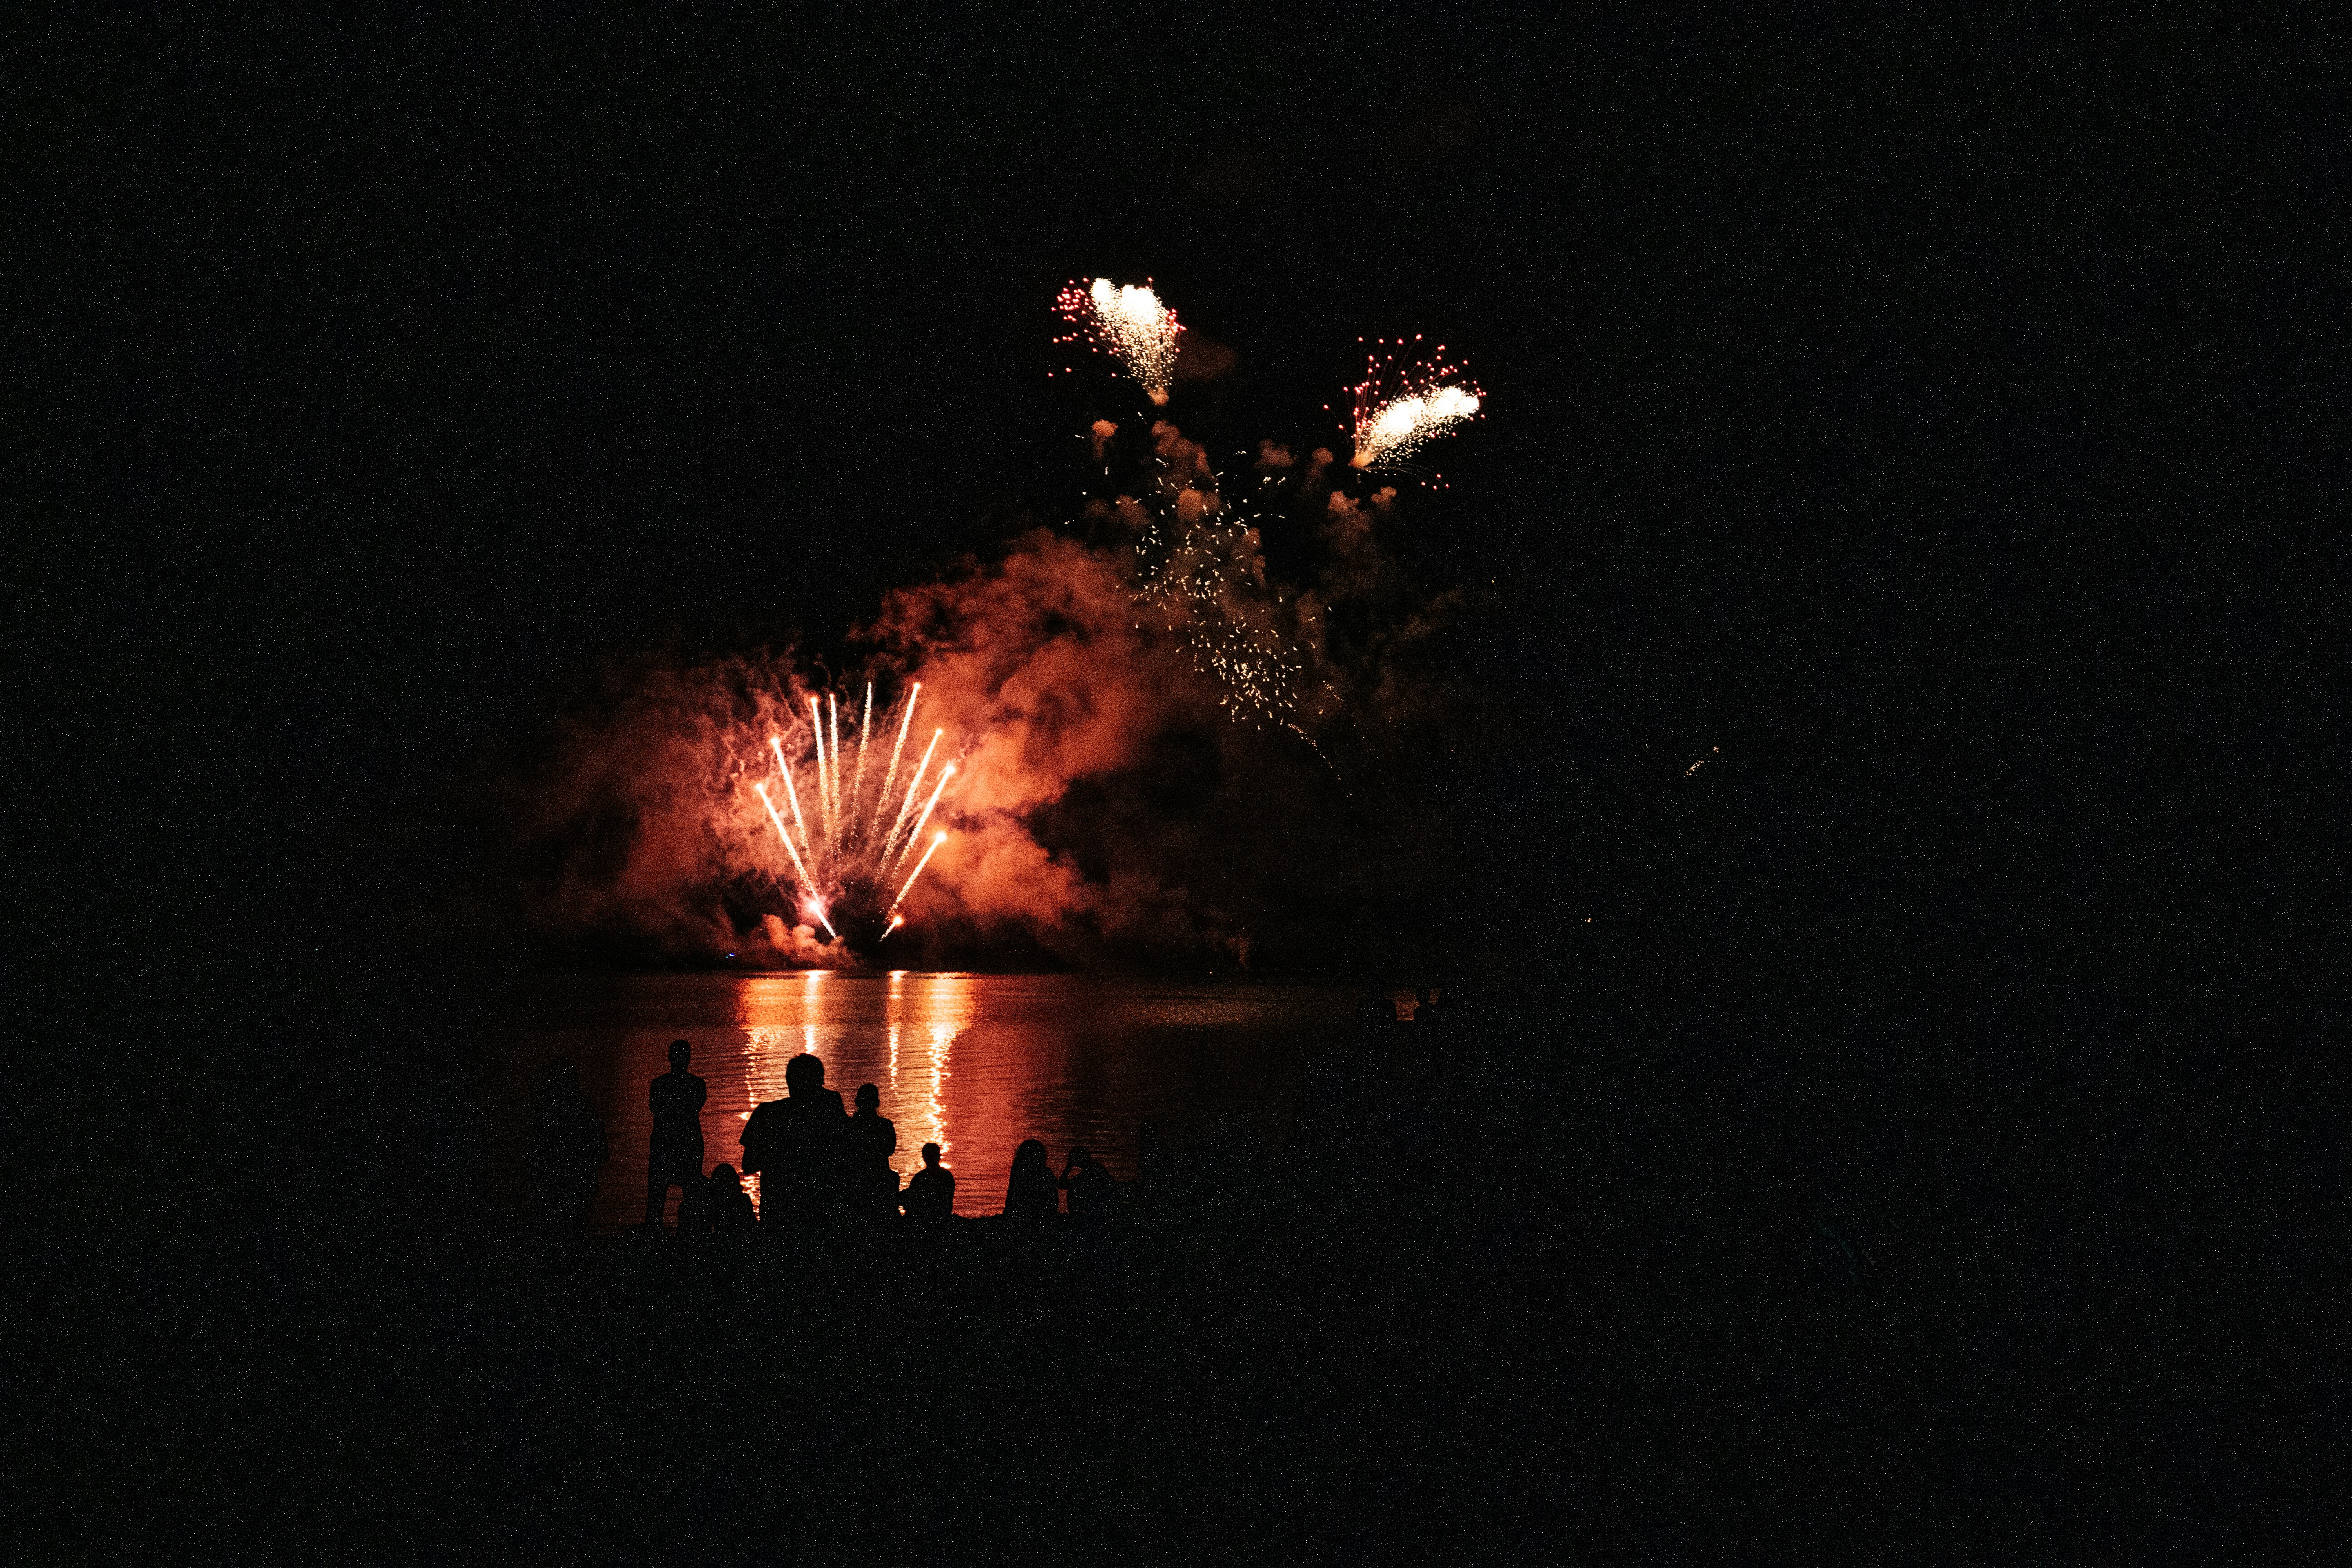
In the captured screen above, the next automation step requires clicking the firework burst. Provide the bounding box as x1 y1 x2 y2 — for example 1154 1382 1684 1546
1054 278 1183 404
753 681 961 944
1345 336 1485 473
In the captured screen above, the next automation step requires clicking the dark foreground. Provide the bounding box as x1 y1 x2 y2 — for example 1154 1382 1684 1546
24 966 2323 1563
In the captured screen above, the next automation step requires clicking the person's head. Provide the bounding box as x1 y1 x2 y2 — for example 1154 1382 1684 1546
855 1083 880 1112
1067 1145 1092 1170
785 1053 825 1094
922 1142 942 1168
711 1164 740 1191
668 1039 691 1069
1014 1138 1048 1171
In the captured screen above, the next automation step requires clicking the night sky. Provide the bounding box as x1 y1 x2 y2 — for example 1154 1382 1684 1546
23 10 2329 1008
15 13 2338 1559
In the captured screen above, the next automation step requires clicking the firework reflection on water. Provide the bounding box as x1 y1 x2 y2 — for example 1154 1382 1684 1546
489 971 1355 1220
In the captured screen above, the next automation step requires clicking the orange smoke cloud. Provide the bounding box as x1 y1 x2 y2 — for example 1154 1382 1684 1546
493 415 1469 967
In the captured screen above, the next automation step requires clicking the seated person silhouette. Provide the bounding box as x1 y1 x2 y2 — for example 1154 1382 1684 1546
674 1169 715 1238
848 1083 900 1220
1062 1145 1117 1225
1004 1138 1061 1221
739 1052 847 1225
902 1143 955 1221
696 1164 757 1234
646 1039 708 1230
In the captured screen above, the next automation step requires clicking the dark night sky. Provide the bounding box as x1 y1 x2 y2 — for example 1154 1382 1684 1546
18 9 2332 1007
13 24 2337 1557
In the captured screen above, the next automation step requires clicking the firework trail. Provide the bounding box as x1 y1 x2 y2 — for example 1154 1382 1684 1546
894 763 955 874
752 782 818 903
850 682 873 838
1345 337 1484 472
878 681 919 825
1055 278 1182 404
807 698 831 847
773 736 817 863
882 728 943 863
826 694 842 834
892 831 948 914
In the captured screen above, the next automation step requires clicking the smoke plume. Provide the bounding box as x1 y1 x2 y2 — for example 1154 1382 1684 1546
492 412 1471 969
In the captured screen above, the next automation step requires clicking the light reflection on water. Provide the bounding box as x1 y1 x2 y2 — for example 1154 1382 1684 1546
494 971 1354 1225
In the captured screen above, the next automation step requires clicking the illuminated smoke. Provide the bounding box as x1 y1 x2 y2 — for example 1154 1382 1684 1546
499 287 1488 968
1055 278 1183 405
1346 336 1485 472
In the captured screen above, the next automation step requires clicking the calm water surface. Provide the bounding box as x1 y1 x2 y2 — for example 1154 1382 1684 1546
493 971 1357 1225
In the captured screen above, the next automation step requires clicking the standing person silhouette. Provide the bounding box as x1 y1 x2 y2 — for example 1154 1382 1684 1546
645 1040 708 1230
1004 1138 1060 1222
848 1083 899 1221
902 1143 955 1221
740 1053 846 1227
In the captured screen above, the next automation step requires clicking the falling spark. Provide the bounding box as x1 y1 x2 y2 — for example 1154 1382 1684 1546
877 913 906 944
1347 337 1484 470
875 683 919 834
1055 278 1182 404
891 831 947 912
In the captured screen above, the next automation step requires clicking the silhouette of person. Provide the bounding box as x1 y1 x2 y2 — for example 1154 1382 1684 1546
739 1052 846 1226
848 1083 899 1221
902 1142 955 1221
646 1039 708 1230
703 1164 757 1235
1061 1145 1117 1225
1004 1138 1060 1221
529 1061 606 1234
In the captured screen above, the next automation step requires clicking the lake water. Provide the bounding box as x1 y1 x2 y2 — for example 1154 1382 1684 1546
492 971 1364 1225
